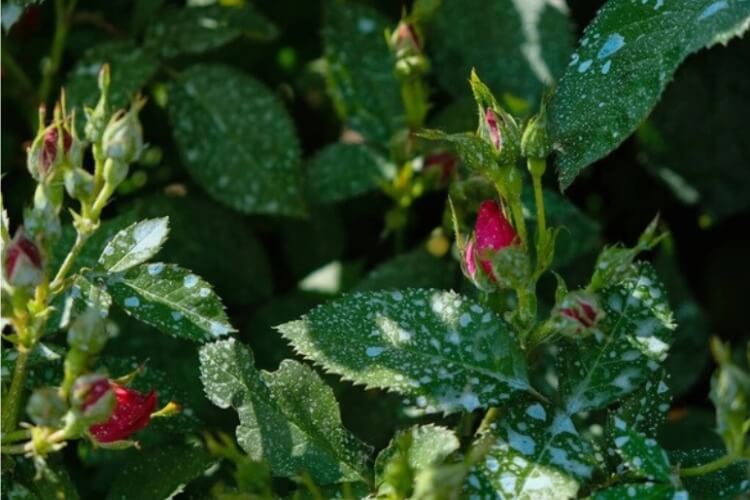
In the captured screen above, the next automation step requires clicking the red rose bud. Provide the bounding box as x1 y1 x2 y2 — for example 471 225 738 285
463 200 518 283
554 292 602 336
483 108 503 151
390 21 421 55
89 383 157 443
3 228 44 288
73 374 116 425
424 151 458 184
27 125 72 181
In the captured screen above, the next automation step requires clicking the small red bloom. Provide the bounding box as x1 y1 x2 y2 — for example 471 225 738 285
463 200 518 283
41 127 72 176
484 108 503 151
89 383 157 443
4 229 44 287
560 301 597 328
555 292 602 336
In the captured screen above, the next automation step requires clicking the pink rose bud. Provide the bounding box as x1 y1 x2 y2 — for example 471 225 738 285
484 108 503 151
424 151 457 183
554 292 602 336
89 383 157 443
72 374 116 424
4 228 44 288
392 21 421 54
463 200 518 283
27 125 73 181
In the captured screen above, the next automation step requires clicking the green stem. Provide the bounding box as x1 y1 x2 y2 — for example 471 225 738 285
680 454 745 477
49 229 91 294
509 196 528 247
38 0 78 108
1 348 31 433
1 429 32 444
530 164 547 241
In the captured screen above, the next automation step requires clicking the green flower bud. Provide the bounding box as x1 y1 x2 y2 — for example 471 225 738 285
84 64 111 143
26 387 68 427
102 96 146 165
64 167 95 201
521 104 550 161
103 158 130 189
26 124 73 182
67 307 108 355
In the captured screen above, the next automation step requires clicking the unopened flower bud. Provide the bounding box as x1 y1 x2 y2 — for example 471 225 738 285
470 70 521 165
461 200 518 287
27 125 72 181
521 107 550 161
72 374 116 425
552 291 602 336
102 158 130 189
90 383 157 443
85 65 112 143
64 167 95 201
3 228 44 288
102 96 145 165
26 387 68 427
389 21 421 56
67 307 108 354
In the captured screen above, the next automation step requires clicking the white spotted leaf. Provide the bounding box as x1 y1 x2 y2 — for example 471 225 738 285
306 143 396 204
97 217 169 273
276 289 531 415
549 0 750 188
611 418 672 483
168 64 304 216
375 425 460 492
104 263 234 343
199 339 370 485
106 444 216 500
466 396 596 500
607 369 672 445
591 482 682 499
672 448 750 499
322 0 402 143
144 4 278 59
558 263 675 414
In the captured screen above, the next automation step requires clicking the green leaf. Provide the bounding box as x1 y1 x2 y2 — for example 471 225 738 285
355 248 458 291
591 482 680 500
168 64 304 216
97 218 169 273
322 0 402 143
608 369 672 443
104 263 235 342
375 425 460 489
199 339 370 484
144 4 278 58
128 193 272 305
277 289 531 415
549 0 750 188
466 396 595 499
65 42 158 126
671 448 750 499
611 418 672 482
430 0 574 103
106 444 215 500
558 263 675 414
306 143 395 204
638 38 750 220
418 129 497 175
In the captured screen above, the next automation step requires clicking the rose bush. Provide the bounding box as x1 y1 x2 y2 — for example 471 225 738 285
1 0 749 499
